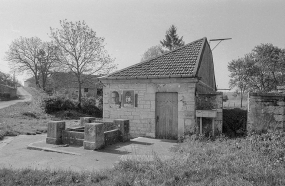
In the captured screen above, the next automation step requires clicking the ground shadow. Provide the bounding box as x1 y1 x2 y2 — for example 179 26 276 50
96 140 154 155
158 139 177 143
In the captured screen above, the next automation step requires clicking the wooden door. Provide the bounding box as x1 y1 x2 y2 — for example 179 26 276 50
155 92 178 139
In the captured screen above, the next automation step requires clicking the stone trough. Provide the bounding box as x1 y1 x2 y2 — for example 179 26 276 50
46 118 130 150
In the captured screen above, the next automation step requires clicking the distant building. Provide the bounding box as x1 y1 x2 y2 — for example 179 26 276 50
24 72 103 98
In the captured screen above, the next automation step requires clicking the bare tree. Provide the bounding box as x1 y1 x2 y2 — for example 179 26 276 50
37 42 59 90
50 20 116 105
5 37 42 88
5 37 58 90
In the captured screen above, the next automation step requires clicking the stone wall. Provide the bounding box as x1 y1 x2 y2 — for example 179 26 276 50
0 84 17 99
101 77 198 138
248 92 285 132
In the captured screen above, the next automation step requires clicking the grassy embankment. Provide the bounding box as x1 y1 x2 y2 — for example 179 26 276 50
0 87 92 139
0 87 50 139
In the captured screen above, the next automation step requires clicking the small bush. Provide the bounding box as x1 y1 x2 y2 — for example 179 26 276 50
42 96 77 113
81 97 102 117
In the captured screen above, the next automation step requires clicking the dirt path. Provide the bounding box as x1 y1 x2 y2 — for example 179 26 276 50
0 87 32 109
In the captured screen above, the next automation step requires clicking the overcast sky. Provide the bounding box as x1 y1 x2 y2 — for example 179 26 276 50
0 0 285 89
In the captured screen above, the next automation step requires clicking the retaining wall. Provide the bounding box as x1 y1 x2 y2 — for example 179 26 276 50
248 92 285 132
0 84 17 99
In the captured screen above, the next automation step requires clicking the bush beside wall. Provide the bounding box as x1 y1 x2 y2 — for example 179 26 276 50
42 95 102 118
223 108 247 137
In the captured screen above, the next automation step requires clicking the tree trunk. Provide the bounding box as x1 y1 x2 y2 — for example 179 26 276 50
42 74 46 91
77 77 82 108
240 90 243 108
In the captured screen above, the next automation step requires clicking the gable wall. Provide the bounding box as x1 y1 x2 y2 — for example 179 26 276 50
197 42 216 93
101 78 198 138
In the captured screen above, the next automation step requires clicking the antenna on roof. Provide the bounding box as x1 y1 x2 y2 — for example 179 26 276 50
209 38 232 51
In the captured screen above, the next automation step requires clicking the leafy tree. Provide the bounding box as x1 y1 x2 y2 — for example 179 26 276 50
0 71 16 87
160 25 185 51
228 54 256 107
222 95 228 102
251 43 282 91
50 20 116 105
141 45 166 62
229 43 285 100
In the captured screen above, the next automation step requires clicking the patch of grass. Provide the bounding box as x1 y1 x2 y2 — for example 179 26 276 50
0 87 50 136
1 132 285 185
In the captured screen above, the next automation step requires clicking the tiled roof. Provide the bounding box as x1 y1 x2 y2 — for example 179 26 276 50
105 37 206 79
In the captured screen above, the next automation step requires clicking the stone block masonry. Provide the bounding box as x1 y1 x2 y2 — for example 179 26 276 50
101 78 199 139
248 92 285 133
80 117 96 126
83 123 105 150
114 119 130 142
46 121 66 145
46 118 130 150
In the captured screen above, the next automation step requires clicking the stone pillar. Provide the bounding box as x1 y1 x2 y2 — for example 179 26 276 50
114 119 130 142
83 123 105 150
46 121 65 145
80 117 96 126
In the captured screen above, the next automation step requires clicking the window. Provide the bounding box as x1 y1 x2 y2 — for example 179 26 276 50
123 90 134 107
84 88 89 92
111 91 120 104
125 91 132 104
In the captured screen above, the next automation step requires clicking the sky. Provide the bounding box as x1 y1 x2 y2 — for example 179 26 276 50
0 0 285 90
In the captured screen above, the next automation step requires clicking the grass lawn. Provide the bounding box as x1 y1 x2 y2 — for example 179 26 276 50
0 87 50 138
0 87 88 139
0 132 285 185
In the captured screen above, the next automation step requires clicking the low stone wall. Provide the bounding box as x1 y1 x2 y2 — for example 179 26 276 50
46 118 130 150
104 129 119 146
62 127 85 146
0 84 17 99
248 92 285 133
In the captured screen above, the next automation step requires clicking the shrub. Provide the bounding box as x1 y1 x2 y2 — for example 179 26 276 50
223 108 247 137
43 96 77 113
81 97 102 117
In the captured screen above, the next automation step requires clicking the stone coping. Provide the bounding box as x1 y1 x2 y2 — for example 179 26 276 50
27 141 81 156
249 92 285 97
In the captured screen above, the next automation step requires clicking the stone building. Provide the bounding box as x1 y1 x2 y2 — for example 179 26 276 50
100 37 219 139
50 72 102 99
24 72 103 98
